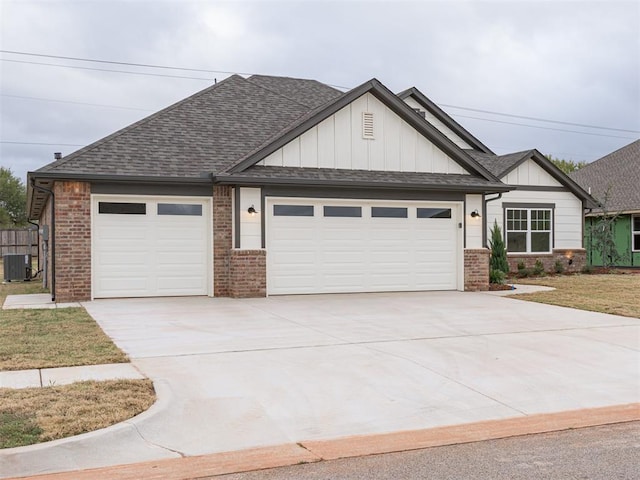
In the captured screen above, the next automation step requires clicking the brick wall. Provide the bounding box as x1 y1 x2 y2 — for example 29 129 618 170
213 185 233 296
53 181 91 302
229 249 266 298
464 248 489 291
507 249 586 274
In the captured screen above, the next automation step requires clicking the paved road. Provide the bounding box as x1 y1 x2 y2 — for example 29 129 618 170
216 422 640 480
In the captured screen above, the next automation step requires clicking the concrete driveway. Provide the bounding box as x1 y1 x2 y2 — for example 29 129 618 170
2 291 639 478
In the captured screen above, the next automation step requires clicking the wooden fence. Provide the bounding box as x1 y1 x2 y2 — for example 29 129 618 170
0 228 38 257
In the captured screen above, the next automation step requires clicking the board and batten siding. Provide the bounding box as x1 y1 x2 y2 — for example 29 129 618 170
239 187 262 249
465 194 483 249
258 93 469 175
402 97 474 150
486 190 583 249
503 159 562 187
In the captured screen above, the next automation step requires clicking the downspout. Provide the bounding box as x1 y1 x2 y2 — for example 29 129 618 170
483 193 503 247
30 180 55 301
26 219 40 277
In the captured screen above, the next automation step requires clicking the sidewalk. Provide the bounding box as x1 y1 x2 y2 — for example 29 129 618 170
0 363 145 389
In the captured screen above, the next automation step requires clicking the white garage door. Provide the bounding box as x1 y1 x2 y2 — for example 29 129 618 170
92 195 211 298
266 198 461 295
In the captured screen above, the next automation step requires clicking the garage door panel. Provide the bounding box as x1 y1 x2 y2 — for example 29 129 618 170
267 199 460 295
93 196 210 298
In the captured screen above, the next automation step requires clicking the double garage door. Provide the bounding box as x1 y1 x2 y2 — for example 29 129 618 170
266 198 462 295
92 196 211 298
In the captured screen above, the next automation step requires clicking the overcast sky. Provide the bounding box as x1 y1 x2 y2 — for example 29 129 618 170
1 0 638 183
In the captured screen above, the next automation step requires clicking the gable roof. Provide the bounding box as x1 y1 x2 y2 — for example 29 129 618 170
35 74 343 179
569 139 640 213
467 148 595 205
27 74 509 219
228 78 502 184
396 87 494 154
465 150 532 177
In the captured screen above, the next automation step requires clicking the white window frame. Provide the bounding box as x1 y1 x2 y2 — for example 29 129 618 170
633 215 640 252
505 207 553 254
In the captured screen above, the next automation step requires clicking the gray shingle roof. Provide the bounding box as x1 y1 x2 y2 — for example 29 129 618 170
36 74 343 178
218 165 509 192
569 139 640 213
246 75 343 109
464 150 532 178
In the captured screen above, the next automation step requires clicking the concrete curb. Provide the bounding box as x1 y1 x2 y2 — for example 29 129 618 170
9 403 639 480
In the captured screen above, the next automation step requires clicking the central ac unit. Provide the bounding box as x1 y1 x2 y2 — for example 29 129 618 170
3 254 32 281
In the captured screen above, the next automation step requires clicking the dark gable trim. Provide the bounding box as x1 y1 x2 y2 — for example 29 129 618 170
499 150 595 205
397 88 494 155
215 174 510 194
228 79 502 184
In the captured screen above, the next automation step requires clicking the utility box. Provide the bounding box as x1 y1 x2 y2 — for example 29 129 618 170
3 254 32 281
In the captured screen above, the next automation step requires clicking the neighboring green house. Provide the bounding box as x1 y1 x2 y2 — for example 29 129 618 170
570 139 640 267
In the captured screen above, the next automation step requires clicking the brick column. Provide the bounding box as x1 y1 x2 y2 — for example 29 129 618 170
54 181 91 302
213 185 233 296
229 249 267 298
464 248 489 291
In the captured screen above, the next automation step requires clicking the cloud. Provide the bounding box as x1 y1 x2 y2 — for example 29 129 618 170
1 0 638 181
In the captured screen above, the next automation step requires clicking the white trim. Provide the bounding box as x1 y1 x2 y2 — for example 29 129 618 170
632 214 640 252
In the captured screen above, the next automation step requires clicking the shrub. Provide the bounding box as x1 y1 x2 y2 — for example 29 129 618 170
554 259 565 274
582 264 594 274
533 259 545 276
489 268 506 284
489 221 509 274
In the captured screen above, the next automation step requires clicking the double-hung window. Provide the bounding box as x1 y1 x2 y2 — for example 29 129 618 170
505 207 553 253
633 215 640 252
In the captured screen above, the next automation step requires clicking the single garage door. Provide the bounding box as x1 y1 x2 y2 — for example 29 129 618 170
266 198 461 295
92 195 211 298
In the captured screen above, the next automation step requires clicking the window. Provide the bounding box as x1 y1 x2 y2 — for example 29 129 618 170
273 205 314 216
506 208 552 253
98 202 146 215
371 207 408 218
323 206 362 217
417 208 451 219
157 203 202 216
633 216 640 251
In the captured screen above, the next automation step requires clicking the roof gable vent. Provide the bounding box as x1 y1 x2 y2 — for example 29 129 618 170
362 112 374 139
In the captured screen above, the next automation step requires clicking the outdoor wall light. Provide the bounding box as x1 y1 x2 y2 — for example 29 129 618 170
470 209 481 218
247 205 258 215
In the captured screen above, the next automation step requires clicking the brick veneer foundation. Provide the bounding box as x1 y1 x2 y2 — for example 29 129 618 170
464 248 490 291
229 249 267 298
507 249 586 274
53 181 92 302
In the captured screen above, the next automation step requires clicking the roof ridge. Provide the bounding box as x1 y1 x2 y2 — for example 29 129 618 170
245 75 333 109
36 75 246 173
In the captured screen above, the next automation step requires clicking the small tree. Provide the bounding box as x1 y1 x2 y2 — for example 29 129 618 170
0 167 27 227
546 155 587 174
588 186 627 269
488 221 509 283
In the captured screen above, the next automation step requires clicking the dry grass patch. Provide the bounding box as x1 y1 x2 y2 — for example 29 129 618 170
0 307 129 371
512 273 640 318
0 379 155 448
1 273 128 371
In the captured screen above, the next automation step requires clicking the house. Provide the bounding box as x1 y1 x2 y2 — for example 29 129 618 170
27 75 593 302
569 139 640 267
